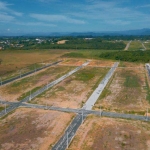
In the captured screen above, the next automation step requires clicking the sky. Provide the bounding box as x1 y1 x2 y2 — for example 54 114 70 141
0 0 150 35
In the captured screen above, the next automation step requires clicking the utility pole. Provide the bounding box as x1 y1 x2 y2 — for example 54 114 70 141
34 64 36 73
47 82 49 90
20 70 22 78
29 90 31 101
45 102 47 109
0 77 2 86
100 105 102 117
146 108 149 121
5 103 6 113
82 109 83 123
67 132 69 149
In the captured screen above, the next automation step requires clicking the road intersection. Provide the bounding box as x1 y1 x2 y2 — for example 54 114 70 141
0 61 150 150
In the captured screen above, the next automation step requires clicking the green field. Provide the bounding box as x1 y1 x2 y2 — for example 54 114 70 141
128 40 143 50
144 42 150 50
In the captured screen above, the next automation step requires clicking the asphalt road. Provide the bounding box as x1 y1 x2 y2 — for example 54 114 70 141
1 101 149 122
0 61 89 118
0 60 62 86
146 64 150 77
85 62 119 110
52 62 119 150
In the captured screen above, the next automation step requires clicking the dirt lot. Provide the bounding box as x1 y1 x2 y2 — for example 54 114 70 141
69 115 150 150
0 66 74 102
60 59 114 67
31 67 109 109
94 63 150 114
59 58 86 66
57 40 68 44
88 60 114 67
0 108 74 150
0 50 69 78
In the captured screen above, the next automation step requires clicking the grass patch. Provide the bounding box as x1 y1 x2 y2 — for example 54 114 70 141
128 40 143 51
0 106 4 111
56 86 65 91
124 75 140 87
99 88 111 99
75 70 95 81
18 86 42 101
62 52 85 58
145 75 150 103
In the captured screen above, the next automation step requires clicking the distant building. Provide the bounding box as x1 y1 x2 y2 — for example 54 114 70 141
84 38 93 40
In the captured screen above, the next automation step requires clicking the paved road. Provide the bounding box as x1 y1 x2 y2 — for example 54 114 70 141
0 60 62 86
1 101 149 122
52 62 119 150
0 61 89 118
85 62 119 110
145 63 150 77
124 40 132 50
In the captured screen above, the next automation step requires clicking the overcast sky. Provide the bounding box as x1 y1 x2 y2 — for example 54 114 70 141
0 0 150 35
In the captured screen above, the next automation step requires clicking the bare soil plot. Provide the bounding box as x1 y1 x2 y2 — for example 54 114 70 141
119 61 144 68
57 40 68 44
0 50 69 78
59 58 86 66
128 40 143 50
0 108 74 150
94 65 150 114
31 67 109 109
0 66 74 102
88 60 114 67
69 116 150 150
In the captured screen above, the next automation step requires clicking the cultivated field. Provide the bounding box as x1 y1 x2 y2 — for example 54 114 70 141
69 115 150 150
0 66 75 102
128 40 143 50
0 108 74 150
31 67 109 109
94 61 150 114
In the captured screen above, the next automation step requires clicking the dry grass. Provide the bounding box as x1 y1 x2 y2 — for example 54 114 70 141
0 108 74 150
0 66 74 102
31 67 109 109
94 64 150 113
69 115 150 150
0 50 69 78
59 58 87 66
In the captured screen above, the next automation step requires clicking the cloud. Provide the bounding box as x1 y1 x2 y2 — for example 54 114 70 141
38 0 59 2
0 13 14 22
16 21 56 27
0 1 22 16
106 20 130 25
68 1 149 25
30 14 85 24
137 4 150 8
